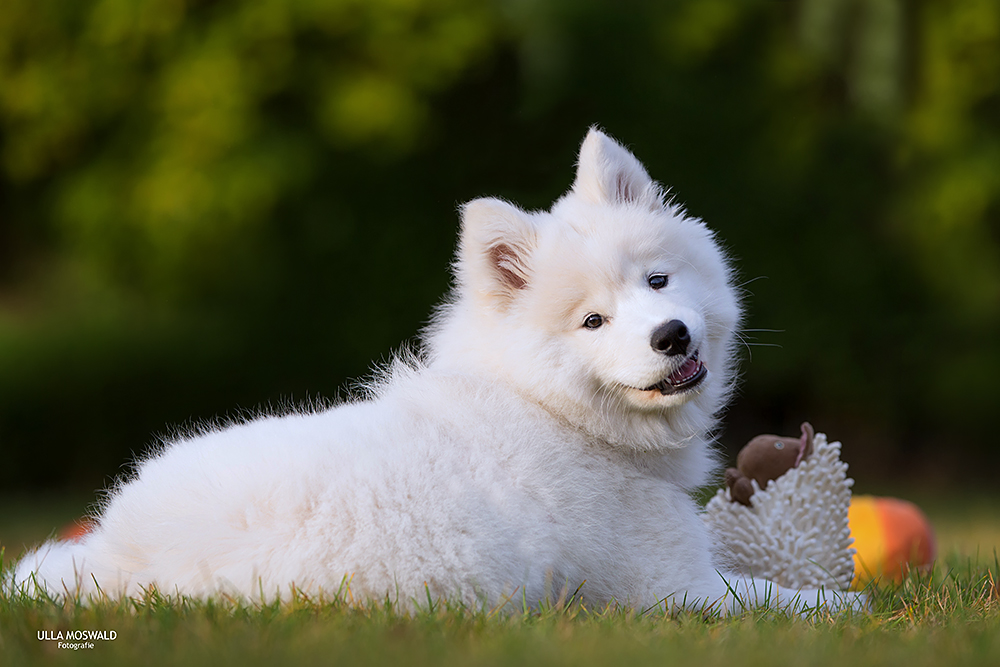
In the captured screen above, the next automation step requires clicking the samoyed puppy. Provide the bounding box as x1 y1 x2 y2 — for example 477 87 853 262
11 129 844 612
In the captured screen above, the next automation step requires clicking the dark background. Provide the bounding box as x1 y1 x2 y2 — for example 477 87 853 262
2 0 998 495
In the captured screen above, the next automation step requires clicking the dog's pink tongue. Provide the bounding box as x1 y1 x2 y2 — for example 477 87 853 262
669 357 701 383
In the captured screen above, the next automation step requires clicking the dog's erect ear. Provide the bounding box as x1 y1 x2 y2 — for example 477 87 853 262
572 128 662 210
458 197 538 307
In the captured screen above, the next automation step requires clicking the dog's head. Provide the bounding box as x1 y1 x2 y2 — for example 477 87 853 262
433 128 741 458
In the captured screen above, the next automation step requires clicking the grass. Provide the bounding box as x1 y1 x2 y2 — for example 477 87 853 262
1 494 998 666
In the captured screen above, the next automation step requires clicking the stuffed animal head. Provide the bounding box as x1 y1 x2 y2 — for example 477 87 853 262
724 422 815 506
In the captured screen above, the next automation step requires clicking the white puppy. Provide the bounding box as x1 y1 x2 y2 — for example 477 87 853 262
11 129 847 613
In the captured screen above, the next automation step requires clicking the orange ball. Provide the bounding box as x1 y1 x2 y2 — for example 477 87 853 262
848 495 936 588
59 517 95 542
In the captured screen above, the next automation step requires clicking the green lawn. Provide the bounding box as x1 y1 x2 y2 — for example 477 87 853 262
1 493 998 666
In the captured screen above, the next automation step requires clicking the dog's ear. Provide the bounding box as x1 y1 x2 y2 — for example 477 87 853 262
572 128 663 210
458 197 538 308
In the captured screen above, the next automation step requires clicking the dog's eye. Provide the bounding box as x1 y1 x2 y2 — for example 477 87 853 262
648 273 669 290
583 313 604 329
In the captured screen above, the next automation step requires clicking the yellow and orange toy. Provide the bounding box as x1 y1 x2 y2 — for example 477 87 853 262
848 495 936 588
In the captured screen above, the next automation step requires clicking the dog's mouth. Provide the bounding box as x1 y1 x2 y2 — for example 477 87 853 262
642 351 708 395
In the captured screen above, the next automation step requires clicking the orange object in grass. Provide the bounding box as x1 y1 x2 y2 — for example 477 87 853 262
848 495 935 589
59 518 95 542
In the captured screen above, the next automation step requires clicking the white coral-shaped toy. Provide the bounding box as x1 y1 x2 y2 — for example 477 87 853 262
704 430 856 591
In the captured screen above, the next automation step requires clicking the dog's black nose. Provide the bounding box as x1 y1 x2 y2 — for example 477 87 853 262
650 320 690 356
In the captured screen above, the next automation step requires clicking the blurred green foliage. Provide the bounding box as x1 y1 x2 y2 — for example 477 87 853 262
1 0 999 491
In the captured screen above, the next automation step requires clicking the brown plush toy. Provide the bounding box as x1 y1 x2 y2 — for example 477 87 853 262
725 422 815 506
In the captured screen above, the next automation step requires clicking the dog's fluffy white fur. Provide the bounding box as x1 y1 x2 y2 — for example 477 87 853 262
11 130 845 612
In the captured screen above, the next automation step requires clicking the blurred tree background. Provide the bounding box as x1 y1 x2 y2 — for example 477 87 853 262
1 0 998 494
